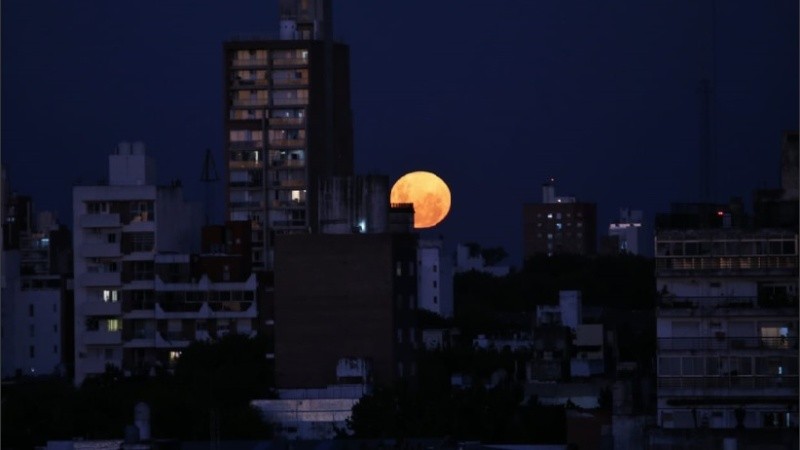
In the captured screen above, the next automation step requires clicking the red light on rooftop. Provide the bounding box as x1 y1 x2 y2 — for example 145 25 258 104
717 211 724 217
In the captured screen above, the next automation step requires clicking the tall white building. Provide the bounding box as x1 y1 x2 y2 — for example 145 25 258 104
417 238 453 318
72 142 202 384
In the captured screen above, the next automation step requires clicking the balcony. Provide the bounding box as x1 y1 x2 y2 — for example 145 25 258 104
271 179 305 189
157 331 191 348
268 139 305 148
82 301 122 316
229 160 264 170
122 221 155 233
231 58 269 67
272 97 308 106
269 117 305 127
656 256 797 275
230 140 263 150
271 77 308 87
83 330 122 346
658 336 798 352
657 375 798 391
272 220 307 228
80 272 121 287
80 213 121 228
81 242 121 258
270 159 305 169
231 98 269 107
272 57 307 67
658 295 798 314
123 329 156 348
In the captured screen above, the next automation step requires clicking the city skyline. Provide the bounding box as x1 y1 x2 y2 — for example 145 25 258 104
3 0 798 266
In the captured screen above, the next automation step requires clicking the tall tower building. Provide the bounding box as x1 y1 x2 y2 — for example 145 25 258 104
224 0 354 269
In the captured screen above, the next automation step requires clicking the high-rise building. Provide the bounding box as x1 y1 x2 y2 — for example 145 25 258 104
224 0 353 269
654 138 799 431
522 180 597 259
72 142 203 384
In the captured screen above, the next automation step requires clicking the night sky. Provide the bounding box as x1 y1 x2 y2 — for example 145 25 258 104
2 1 797 266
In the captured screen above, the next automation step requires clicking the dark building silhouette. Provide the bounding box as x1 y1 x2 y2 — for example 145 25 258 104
273 231 418 389
523 180 597 259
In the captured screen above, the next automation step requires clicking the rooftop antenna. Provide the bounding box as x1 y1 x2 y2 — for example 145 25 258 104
200 148 219 225
699 0 717 202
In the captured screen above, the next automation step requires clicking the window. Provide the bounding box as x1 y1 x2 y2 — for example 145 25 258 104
396 262 402 276
658 357 680 375
29 325 35 338
433 295 438 304
169 351 182 363
29 346 35 358
28 304 34 317
433 265 438 273
53 345 58 354
53 324 58 333
103 290 118 303
397 329 403 344
107 233 116 243
107 319 121 332
433 280 438 288
547 213 553 219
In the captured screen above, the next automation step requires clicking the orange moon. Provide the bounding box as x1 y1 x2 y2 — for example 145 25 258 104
390 171 451 229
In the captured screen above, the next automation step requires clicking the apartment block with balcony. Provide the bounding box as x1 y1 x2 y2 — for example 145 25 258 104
223 0 353 270
72 142 202 384
655 220 798 429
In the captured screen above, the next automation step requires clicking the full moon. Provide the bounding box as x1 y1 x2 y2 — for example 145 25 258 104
390 171 451 229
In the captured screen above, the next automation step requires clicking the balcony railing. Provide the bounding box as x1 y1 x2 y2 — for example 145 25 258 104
268 138 305 148
269 117 305 127
231 58 269 67
658 295 798 310
656 256 797 272
658 337 798 351
272 97 308 106
83 330 122 346
657 375 799 390
272 220 307 228
270 159 305 169
272 57 307 67
80 213 121 228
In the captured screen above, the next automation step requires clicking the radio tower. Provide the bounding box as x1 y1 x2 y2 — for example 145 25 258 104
200 148 219 225
699 0 717 202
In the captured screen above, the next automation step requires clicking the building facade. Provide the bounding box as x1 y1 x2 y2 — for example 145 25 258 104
224 0 353 270
72 142 203 384
2 180 73 378
655 225 798 429
417 238 453 318
523 181 597 259
272 232 418 389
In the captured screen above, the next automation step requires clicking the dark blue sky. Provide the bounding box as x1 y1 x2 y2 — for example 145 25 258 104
2 1 797 266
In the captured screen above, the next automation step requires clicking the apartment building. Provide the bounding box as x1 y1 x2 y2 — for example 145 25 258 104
224 0 353 269
523 180 597 259
654 211 798 429
72 142 202 384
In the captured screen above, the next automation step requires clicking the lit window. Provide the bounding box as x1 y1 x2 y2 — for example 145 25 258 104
556 223 563 230
107 319 121 332
396 262 402 276
547 213 553 219
103 290 118 303
169 351 182 362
